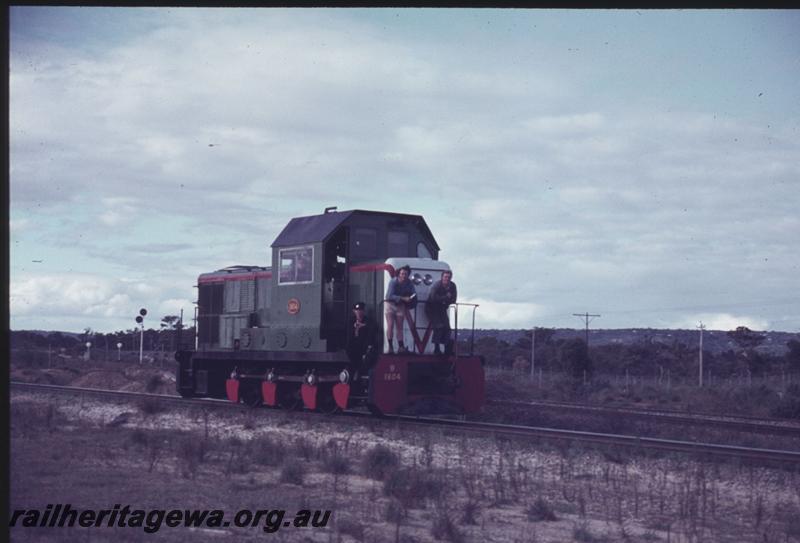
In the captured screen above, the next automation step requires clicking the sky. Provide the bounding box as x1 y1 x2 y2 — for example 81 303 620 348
9 7 800 334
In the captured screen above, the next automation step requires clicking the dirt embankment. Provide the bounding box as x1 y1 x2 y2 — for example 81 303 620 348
10 358 177 396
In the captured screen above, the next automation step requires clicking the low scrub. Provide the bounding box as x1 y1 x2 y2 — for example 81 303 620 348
383 468 443 506
279 462 306 485
322 449 350 475
431 508 465 543
526 497 558 522
252 435 287 466
139 398 166 416
363 444 400 480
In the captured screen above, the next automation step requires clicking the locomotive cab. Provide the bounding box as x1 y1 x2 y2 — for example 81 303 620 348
266 208 440 354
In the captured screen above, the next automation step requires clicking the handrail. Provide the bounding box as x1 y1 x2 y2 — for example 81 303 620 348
378 299 479 356
450 302 479 356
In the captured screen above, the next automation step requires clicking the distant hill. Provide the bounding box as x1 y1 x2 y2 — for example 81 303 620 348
12 328 799 356
12 330 83 339
470 328 799 356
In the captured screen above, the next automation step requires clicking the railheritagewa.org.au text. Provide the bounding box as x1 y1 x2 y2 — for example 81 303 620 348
10 504 332 534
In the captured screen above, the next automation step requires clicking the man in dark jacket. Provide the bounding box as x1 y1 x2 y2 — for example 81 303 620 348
426 270 457 355
346 301 378 367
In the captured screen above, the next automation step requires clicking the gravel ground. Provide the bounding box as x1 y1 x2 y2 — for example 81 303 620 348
10 386 800 543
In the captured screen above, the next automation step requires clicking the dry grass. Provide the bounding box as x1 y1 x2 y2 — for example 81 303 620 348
10 389 800 543
363 444 401 480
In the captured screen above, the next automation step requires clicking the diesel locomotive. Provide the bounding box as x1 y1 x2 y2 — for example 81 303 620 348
175 208 485 415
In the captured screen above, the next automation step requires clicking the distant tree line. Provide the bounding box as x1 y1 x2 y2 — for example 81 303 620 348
11 315 195 354
468 326 800 379
12 321 800 380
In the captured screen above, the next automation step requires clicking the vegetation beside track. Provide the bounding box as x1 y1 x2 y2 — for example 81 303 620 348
11 387 800 543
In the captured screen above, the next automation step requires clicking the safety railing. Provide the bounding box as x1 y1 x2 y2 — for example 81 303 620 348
378 299 479 356
450 302 480 357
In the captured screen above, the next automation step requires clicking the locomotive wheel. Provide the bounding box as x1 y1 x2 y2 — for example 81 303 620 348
239 381 262 408
277 384 301 411
281 398 301 411
317 386 339 414
366 403 385 417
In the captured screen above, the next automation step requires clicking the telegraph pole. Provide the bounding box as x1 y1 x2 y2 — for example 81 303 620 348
530 327 536 380
697 321 706 387
573 312 600 346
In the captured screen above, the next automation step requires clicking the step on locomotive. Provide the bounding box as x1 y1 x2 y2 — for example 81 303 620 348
175 207 485 415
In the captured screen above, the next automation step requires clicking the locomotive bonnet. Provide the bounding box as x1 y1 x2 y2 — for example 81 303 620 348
176 207 485 415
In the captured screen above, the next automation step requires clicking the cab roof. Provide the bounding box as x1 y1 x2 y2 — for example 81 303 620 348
270 209 439 250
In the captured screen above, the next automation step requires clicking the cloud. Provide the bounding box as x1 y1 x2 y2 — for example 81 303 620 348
460 297 546 330
10 218 30 233
122 243 194 254
670 313 770 332
10 273 194 332
522 112 605 134
98 197 141 227
9 9 800 333
12 274 127 317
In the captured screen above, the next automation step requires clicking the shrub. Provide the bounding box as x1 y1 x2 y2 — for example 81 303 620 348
252 435 287 466
363 444 400 480
770 384 800 419
279 462 305 485
384 499 406 524
573 522 607 542
322 448 350 475
293 437 316 460
460 500 481 525
337 517 365 542
178 436 203 478
384 468 442 506
786 515 800 538
11 403 45 436
139 398 166 416
431 508 464 543
526 497 558 522
223 437 251 475
129 429 149 447
145 374 162 393
770 396 800 419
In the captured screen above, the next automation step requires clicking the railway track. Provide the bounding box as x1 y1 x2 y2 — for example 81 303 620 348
12 381 800 464
489 398 800 437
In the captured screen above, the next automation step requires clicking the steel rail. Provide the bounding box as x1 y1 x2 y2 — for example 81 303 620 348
492 396 799 423
12 382 800 463
390 415 800 463
489 398 800 437
10 381 237 410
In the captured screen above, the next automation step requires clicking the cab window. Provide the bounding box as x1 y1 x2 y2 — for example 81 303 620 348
279 246 314 284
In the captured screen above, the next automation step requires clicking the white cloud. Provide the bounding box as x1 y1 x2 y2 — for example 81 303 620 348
12 275 119 316
10 273 191 332
96 197 142 227
522 112 605 134
461 297 545 330
10 218 30 233
671 313 770 332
